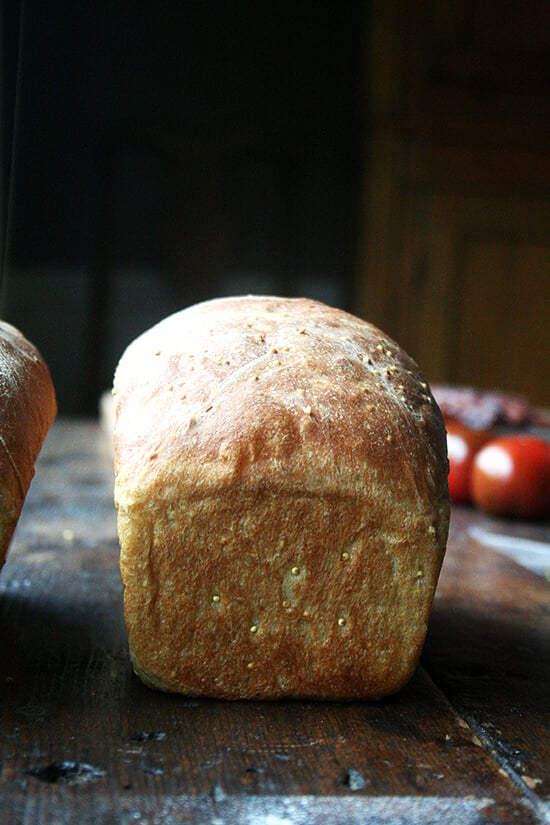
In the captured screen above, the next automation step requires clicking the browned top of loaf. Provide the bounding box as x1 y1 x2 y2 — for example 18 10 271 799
0 321 57 564
114 296 448 511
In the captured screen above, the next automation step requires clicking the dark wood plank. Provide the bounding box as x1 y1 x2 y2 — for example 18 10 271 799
423 506 550 824
0 421 547 823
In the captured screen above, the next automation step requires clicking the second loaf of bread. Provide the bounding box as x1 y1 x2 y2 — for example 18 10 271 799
0 321 57 571
113 296 449 699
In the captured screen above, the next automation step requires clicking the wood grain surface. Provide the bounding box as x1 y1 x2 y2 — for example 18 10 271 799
0 420 548 824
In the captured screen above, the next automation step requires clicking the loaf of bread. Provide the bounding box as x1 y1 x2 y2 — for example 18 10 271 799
0 322 57 571
113 296 449 699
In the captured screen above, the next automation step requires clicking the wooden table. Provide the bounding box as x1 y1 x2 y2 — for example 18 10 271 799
0 419 548 824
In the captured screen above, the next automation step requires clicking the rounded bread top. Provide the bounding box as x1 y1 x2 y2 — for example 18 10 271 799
113 296 449 514
0 321 57 496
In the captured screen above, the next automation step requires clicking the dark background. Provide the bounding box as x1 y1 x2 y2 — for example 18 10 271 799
1 1 363 414
3 1 549 415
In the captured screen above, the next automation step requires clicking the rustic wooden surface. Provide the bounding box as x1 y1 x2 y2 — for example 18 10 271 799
0 419 549 824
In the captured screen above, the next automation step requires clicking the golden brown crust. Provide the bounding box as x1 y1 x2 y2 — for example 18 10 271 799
114 296 449 699
0 322 57 570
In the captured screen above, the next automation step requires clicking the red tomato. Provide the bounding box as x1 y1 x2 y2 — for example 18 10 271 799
446 420 492 503
471 435 550 519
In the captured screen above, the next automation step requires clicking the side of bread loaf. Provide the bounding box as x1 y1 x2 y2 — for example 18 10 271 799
113 296 449 699
0 322 57 570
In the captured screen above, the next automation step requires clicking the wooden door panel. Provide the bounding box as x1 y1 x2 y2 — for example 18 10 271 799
453 239 550 405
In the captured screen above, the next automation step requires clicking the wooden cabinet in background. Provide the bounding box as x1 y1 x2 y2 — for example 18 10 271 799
355 0 550 406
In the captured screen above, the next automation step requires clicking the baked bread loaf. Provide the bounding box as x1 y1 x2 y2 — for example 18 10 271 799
0 322 57 571
113 296 449 699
